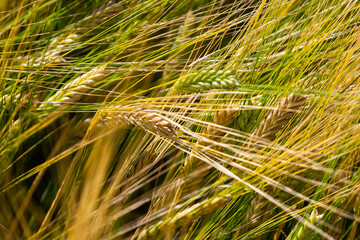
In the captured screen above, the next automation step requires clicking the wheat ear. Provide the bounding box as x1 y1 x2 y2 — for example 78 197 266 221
240 94 308 235
286 209 321 240
99 107 176 137
138 194 232 240
2 93 29 111
40 66 106 109
170 69 239 94
246 94 307 149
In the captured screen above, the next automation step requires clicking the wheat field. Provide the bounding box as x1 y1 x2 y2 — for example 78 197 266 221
1 0 360 239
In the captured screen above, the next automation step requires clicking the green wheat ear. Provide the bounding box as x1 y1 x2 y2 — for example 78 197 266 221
287 209 321 240
170 69 239 94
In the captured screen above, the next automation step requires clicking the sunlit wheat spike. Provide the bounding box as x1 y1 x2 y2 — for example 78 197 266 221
170 69 239 94
99 107 176 137
41 66 106 109
206 107 239 139
287 209 322 240
138 195 232 240
238 94 308 236
246 94 308 148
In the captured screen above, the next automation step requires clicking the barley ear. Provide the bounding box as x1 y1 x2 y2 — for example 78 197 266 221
246 94 308 150
41 66 106 110
286 209 321 240
170 69 239 94
99 107 176 137
138 195 232 240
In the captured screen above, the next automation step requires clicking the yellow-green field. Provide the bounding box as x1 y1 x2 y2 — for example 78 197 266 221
1 0 360 239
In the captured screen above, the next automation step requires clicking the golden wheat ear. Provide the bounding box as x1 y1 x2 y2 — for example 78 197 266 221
138 194 232 240
234 94 308 236
246 94 308 149
99 106 176 137
40 66 106 110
